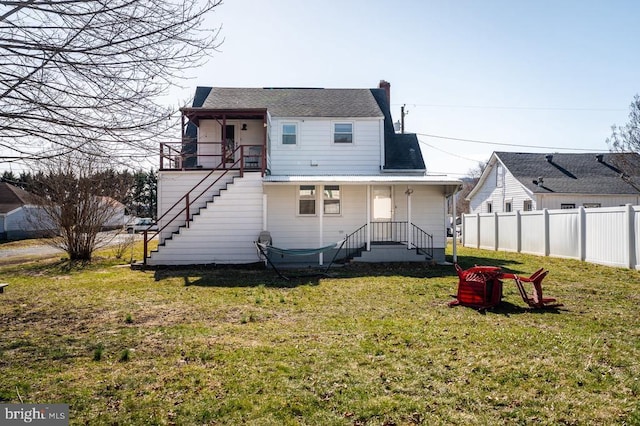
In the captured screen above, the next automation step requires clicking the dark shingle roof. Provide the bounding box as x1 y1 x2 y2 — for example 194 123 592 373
200 87 383 118
496 152 640 194
0 182 33 213
370 88 425 170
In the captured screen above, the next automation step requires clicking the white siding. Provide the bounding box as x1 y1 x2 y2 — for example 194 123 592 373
268 118 383 175
197 119 265 169
536 194 640 210
469 161 533 213
264 184 446 250
149 173 263 265
157 170 240 241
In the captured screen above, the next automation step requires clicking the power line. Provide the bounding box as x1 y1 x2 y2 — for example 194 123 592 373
417 139 480 163
417 133 606 152
392 103 626 112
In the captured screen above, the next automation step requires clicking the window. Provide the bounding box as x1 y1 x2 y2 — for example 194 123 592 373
323 185 341 214
298 186 316 215
487 202 493 213
282 123 297 145
523 200 532 211
505 201 512 212
496 164 504 188
561 203 576 209
333 123 353 143
583 203 601 208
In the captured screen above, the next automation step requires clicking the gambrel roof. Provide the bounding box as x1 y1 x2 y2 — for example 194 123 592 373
494 151 640 195
200 87 384 118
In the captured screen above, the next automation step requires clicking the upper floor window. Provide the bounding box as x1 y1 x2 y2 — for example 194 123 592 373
323 185 341 215
282 123 297 145
299 185 316 215
487 202 493 213
523 200 532 211
505 201 512 212
496 164 504 188
333 123 353 143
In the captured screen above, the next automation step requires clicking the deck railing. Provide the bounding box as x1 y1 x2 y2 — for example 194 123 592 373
160 142 265 172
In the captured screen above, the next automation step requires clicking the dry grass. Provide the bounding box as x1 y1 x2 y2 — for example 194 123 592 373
0 243 639 425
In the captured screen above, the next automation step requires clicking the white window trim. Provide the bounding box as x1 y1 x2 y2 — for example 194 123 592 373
281 122 298 146
332 121 354 145
323 185 342 216
297 185 317 216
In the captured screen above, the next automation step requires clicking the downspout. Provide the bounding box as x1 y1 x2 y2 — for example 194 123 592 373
407 187 412 249
452 186 459 264
319 189 324 266
366 185 371 251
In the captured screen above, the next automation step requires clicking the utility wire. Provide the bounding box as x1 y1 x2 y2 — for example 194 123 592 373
392 103 626 112
417 132 606 152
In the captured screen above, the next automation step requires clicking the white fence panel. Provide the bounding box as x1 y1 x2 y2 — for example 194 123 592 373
548 209 580 259
584 207 628 268
635 206 640 270
520 211 545 255
463 215 478 247
462 205 639 269
478 214 496 250
497 213 518 252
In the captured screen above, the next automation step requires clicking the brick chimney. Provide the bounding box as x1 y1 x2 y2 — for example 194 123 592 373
379 80 390 106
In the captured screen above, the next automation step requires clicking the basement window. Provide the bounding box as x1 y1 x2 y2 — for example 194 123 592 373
561 204 576 209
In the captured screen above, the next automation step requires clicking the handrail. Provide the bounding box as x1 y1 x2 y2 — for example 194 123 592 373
327 223 368 267
143 146 249 264
410 223 434 259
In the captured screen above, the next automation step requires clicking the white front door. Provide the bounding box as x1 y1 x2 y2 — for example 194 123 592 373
372 186 392 242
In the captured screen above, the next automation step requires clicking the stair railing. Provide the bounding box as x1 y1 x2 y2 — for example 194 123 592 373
143 146 249 264
410 223 434 259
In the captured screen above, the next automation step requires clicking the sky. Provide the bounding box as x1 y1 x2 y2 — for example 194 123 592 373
158 0 640 177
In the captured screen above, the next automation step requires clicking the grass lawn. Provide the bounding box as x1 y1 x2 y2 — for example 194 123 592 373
1 243 639 425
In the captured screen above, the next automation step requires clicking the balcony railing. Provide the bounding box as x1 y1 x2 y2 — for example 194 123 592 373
160 142 265 172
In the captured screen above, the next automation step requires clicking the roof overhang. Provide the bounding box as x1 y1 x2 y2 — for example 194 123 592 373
180 108 268 125
264 175 462 194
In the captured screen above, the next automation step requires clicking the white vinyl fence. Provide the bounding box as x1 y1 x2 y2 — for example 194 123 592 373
462 205 640 270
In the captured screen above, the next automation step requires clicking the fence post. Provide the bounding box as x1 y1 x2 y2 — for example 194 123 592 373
494 212 499 251
578 206 586 261
516 210 522 253
476 213 480 249
543 208 550 256
625 204 634 269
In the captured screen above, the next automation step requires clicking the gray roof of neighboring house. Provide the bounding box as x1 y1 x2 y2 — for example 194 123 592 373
0 182 33 213
495 151 640 194
199 87 384 118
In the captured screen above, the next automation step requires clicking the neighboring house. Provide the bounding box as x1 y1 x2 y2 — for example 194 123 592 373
146 81 461 266
0 182 52 240
99 197 127 230
467 151 640 213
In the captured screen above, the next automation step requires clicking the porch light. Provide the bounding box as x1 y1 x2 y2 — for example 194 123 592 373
241 123 248 131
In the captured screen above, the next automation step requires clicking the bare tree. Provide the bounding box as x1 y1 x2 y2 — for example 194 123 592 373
455 161 487 216
608 94 640 153
0 0 222 166
27 154 134 261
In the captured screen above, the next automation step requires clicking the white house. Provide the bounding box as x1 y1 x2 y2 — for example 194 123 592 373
145 81 461 266
0 182 53 240
467 151 640 213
